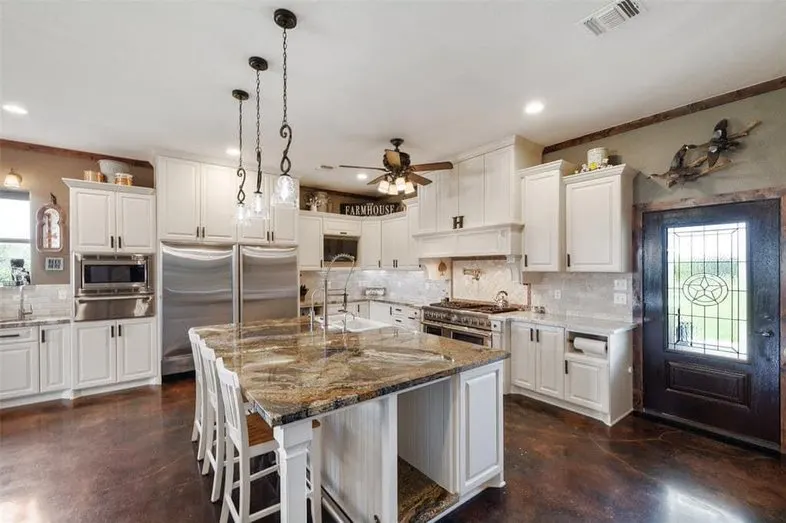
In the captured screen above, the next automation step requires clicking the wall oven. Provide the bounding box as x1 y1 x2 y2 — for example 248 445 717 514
73 254 154 321
421 321 492 347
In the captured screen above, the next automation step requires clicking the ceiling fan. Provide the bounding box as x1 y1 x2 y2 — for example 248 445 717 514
340 138 453 195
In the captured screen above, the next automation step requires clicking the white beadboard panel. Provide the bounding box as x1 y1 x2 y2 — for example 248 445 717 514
0 284 71 321
451 259 530 306
525 272 633 321
397 379 454 492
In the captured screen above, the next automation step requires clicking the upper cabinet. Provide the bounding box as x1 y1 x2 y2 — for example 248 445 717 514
359 219 381 269
417 174 440 234
380 215 409 269
520 160 574 273
456 155 484 229
64 179 156 254
298 214 323 270
564 165 634 273
157 157 298 246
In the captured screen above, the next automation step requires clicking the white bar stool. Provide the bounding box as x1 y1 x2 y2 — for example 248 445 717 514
187 328 207 462
214 356 323 523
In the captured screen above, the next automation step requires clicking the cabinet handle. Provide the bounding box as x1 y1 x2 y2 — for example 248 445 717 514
524 254 528 268
118 324 123 337
201 226 206 238
529 328 533 342
0 333 21 339
41 330 46 343
110 236 115 248
536 329 540 343
567 253 571 268
389 306 392 315
339 231 347 235
271 231 274 242
565 361 569 375
378 260 381 268
267 231 270 242
111 325 115 338
118 236 122 249
196 226 200 238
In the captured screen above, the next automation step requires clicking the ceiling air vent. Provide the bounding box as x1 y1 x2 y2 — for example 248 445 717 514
581 0 646 36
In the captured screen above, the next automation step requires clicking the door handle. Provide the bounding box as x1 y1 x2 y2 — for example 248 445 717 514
757 329 774 338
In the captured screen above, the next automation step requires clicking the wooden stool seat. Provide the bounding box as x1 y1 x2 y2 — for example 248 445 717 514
246 414 274 446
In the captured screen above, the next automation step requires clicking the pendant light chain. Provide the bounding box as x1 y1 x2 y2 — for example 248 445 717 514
236 94 247 205
279 25 292 177
255 68 263 193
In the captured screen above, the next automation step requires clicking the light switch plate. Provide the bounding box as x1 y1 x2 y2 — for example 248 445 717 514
614 293 627 305
614 279 628 291
553 290 561 300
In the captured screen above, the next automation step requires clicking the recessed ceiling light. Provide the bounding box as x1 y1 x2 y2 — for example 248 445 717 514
524 100 545 115
356 172 368 180
2 103 28 115
226 147 240 157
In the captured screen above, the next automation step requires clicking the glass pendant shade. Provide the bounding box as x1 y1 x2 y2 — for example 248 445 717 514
275 174 297 207
404 181 416 195
387 184 398 196
394 176 406 192
377 179 390 194
252 191 269 219
235 202 249 224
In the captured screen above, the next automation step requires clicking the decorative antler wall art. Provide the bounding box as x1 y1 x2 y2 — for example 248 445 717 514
648 120 760 188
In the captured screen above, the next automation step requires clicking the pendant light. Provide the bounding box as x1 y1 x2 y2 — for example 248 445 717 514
249 56 269 220
273 8 298 207
232 89 250 223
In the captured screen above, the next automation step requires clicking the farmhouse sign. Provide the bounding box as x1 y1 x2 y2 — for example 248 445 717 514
340 202 403 217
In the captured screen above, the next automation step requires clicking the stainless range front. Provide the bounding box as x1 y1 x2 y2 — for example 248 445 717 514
421 300 518 347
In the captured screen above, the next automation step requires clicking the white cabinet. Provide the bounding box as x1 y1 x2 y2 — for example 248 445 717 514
359 219 381 269
66 180 156 254
240 176 299 246
380 215 409 269
73 318 157 390
402 201 420 268
483 146 515 226
520 161 572 272
458 362 503 494
347 301 370 319
369 301 392 324
298 214 323 270
437 169 459 232
271 203 298 244
417 173 440 233
117 318 157 382
456 155 485 229
509 322 537 391
390 304 421 330
40 325 70 393
565 357 609 413
0 328 39 400
157 157 201 241
323 217 362 237
564 165 634 273
72 321 116 390
201 164 239 243
535 326 566 399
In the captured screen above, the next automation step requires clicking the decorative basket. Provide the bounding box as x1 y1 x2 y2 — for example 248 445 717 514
83 170 106 183
113 173 134 186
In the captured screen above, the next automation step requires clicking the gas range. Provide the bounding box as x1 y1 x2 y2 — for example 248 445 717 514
421 300 519 331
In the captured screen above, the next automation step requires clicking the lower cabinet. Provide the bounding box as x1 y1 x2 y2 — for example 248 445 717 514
40 325 70 393
73 318 156 391
509 322 536 390
458 362 503 494
565 357 609 413
0 328 40 400
369 301 393 324
535 326 566 399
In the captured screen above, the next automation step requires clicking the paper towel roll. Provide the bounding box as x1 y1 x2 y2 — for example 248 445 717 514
574 337 607 356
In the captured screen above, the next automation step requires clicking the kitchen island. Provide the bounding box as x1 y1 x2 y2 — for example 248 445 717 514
195 317 508 523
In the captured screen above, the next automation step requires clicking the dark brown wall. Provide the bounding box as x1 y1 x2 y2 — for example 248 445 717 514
0 145 154 284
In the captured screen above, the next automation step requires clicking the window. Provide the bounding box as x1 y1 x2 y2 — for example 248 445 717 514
666 222 747 360
0 190 32 285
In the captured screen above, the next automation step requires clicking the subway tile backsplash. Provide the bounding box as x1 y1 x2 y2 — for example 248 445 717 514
526 272 633 321
300 269 449 305
0 284 72 321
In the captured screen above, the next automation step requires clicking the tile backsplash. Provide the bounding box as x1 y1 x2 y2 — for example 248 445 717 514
300 268 449 305
526 272 633 321
0 284 72 320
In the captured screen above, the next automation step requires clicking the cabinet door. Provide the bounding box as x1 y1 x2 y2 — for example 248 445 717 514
40 326 70 393
509 322 537 390
437 169 459 232
522 170 563 272
272 204 298 244
0 341 39 399
116 193 156 253
298 214 323 270
565 176 621 272
72 189 116 253
565 359 609 413
483 147 514 225
369 301 392 324
417 173 439 233
356 301 370 319
535 326 566 399
117 318 157 382
201 164 238 243
72 321 116 390
459 362 503 494
381 216 408 269
457 155 484 229
157 157 201 242
402 203 420 268
359 219 381 269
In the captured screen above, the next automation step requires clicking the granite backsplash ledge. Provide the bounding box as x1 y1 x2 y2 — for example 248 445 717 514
0 284 72 321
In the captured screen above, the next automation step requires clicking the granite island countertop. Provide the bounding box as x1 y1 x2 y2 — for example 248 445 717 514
195 317 507 427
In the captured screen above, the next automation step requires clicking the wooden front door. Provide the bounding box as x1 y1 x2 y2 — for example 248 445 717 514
643 199 781 447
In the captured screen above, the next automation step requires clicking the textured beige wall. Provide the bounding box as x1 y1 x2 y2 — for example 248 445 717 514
0 146 154 285
543 88 786 204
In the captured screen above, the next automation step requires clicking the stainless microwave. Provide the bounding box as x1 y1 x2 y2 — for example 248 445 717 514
323 235 359 264
74 254 152 296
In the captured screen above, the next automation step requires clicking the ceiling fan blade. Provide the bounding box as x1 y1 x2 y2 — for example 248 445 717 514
366 174 387 185
407 173 433 186
339 164 387 172
385 149 402 168
411 161 454 172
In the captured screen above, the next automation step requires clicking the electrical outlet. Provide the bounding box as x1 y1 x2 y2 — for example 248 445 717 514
614 279 628 291
553 290 561 300
614 293 627 305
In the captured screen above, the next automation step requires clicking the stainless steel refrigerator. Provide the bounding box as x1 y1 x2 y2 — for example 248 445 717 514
161 243 298 375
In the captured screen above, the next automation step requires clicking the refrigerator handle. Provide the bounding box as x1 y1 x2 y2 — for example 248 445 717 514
233 245 240 325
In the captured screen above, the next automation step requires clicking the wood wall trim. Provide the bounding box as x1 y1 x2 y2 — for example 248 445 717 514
300 184 384 201
544 76 786 154
0 139 153 169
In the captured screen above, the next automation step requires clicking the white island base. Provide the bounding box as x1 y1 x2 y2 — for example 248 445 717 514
308 360 505 523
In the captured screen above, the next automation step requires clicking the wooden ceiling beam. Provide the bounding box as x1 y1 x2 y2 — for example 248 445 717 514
0 139 153 169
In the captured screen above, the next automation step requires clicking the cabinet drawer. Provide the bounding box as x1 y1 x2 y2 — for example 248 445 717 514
0 327 37 345
323 218 361 237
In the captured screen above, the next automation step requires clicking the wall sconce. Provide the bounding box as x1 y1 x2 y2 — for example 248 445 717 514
4 168 23 188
